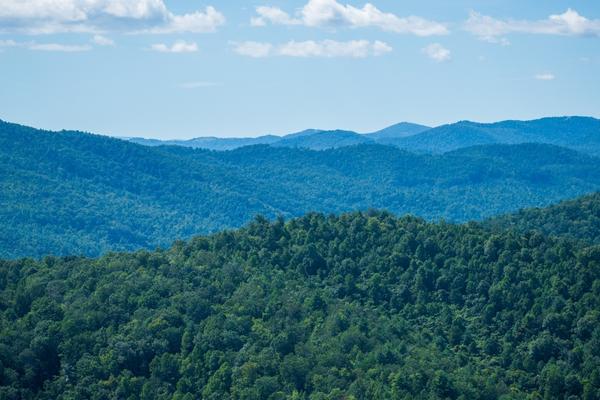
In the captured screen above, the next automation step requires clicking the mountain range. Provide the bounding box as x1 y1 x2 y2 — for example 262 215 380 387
125 122 431 151
2 118 600 258
125 117 600 156
2 116 600 398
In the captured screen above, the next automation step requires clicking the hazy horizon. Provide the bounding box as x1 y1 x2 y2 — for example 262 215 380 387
3 114 599 141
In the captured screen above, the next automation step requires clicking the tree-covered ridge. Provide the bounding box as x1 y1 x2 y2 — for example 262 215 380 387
126 117 600 156
1 210 599 399
486 192 600 244
376 116 600 156
3 119 600 258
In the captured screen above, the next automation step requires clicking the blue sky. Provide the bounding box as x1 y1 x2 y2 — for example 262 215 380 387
0 0 599 139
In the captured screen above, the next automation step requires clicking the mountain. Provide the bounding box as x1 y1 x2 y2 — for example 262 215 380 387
123 117 600 154
485 192 600 244
126 129 369 151
1 206 599 398
127 134 280 151
272 129 371 150
3 119 600 258
365 121 431 142
124 123 431 152
393 116 600 155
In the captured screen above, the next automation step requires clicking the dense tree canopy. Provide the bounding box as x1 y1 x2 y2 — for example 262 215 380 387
3 120 600 258
486 193 600 244
1 207 599 399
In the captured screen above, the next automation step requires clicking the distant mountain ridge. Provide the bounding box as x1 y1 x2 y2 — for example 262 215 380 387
125 122 432 151
393 116 600 156
124 116 600 156
125 134 280 151
3 118 600 258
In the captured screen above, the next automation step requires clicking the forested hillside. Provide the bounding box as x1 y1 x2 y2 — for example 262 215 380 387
391 117 600 156
3 120 600 258
126 117 600 155
1 209 599 399
486 192 600 244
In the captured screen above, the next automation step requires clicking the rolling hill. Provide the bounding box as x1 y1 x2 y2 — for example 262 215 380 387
365 121 431 141
391 116 600 155
272 130 372 150
127 134 280 151
1 203 599 398
3 119 600 258
485 192 600 244
125 124 430 152
124 116 600 155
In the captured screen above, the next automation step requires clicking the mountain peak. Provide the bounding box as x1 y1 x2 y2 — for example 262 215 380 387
367 122 431 140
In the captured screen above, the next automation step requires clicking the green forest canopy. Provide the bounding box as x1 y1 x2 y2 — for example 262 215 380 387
486 192 600 245
1 195 600 399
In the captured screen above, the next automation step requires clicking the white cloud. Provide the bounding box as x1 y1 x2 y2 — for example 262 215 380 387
250 0 448 36
0 38 93 51
231 41 273 58
534 73 555 81
92 34 114 46
0 1 225 34
0 39 18 47
280 40 365 57
372 40 392 56
147 6 225 34
251 6 301 27
29 43 92 52
421 43 450 62
466 9 600 44
233 39 392 58
151 40 198 53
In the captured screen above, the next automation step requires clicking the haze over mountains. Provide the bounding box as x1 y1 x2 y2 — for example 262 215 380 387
126 117 600 156
2 117 600 258
126 122 431 151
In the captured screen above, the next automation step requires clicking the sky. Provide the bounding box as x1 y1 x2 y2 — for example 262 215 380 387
0 0 599 139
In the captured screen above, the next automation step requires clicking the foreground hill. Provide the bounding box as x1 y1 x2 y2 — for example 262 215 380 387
3 119 600 258
125 117 600 155
1 209 599 399
486 192 600 244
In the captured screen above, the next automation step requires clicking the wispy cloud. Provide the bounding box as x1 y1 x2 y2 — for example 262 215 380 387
0 39 18 47
251 6 301 27
0 1 225 35
250 0 448 36
534 73 556 81
28 43 92 52
421 43 451 62
1 39 92 52
231 41 273 58
151 41 198 53
466 9 600 44
233 39 392 58
92 35 114 46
